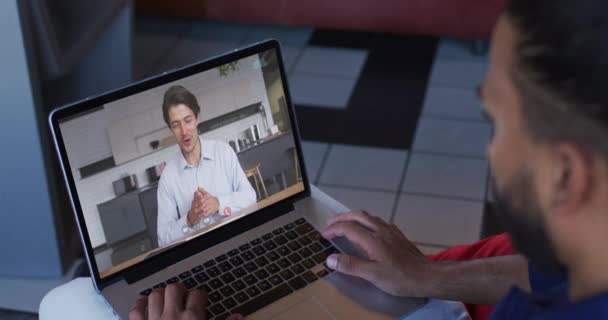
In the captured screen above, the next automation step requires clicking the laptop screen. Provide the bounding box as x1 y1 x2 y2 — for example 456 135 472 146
57 47 305 279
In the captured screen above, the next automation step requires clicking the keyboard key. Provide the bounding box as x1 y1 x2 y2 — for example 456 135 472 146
277 258 291 269
209 279 224 290
232 279 246 291
263 240 277 251
274 235 288 245
222 297 237 309
273 227 285 235
229 256 244 266
317 269 329 278
291 264 305 275
279 269 294 281
220 286 235 297
262 233 274 241
319 238 332 248
140 288 152 296
243 262 258 272
183 277 197 289
295 223 314 236
258 280 272 292
250 238 262 246
166 277 179 284
178 271 192 280
299 247 312 257
198 283 211 292
252 246 267 256
243 274 258 285
235 291 249 303
239 243 251 251
298 236 312 246
309 242 323 253
269 275 283 286
294 218 306 225
232 267 247 278
207 266 221 277
288 276 307 290
220 273 235 284
210 304 226 316
254 269 270 280
302 271 318 283
287 241 302 251
255 256 269 267
195 271 209 283
266 251 280 261
228 249 240 257
308 231 322 242
241 251 255 261
302 259 315 269
277 246 291 256
203 260 216 268
246 286 261 297
219 262 233 272
216 254 228 262
283 222 295 230
313 248 338 264
191 265 204 274
266 263 280 274
233 284 293 316
285 231 298 240
287 252 302 264
153 283 166 289
209 291 223 303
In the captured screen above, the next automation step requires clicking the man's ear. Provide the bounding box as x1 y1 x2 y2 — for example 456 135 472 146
551 143 594 216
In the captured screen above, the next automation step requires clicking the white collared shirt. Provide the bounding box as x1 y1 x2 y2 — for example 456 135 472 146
156 138 256 246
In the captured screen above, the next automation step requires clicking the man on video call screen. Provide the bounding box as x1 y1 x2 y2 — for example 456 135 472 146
156 85 256 246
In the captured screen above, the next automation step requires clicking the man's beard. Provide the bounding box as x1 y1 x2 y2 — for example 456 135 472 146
491 171 566 274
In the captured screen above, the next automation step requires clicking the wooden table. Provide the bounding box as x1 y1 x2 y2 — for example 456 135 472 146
100 182 305 279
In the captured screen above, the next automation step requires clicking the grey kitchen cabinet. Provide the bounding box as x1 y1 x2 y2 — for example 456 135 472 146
98 192 147 246
138 186 159 248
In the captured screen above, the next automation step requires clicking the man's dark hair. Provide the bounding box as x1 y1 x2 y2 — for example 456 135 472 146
162 85 201 125
506 0 608 156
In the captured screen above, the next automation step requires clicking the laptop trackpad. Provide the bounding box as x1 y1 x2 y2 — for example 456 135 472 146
271 297 335 320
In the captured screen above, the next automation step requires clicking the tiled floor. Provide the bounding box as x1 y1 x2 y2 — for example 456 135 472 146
131 17 494 255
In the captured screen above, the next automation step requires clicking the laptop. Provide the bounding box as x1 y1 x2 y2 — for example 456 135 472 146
49 40 426 319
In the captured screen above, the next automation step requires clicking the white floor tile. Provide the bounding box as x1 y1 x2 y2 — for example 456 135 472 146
245 25 313 47
413 117 492 158
158 40 239 73
280 46 303 73
394 194 484 246
319 144 408 192
290 74 357 109
318 185 397 221
403 153 488 200
301 141 330 182
422 86 486 121
294 46 368 78
430 59 488 89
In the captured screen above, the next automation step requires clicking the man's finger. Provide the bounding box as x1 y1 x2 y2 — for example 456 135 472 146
326 253 378 281
185 288 207 315
164 283 186 313
327 211 384 231
128 297 148 320
148 289 164 318
322 221 379 255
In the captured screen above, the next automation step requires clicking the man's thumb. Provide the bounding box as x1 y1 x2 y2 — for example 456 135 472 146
326 253 375 280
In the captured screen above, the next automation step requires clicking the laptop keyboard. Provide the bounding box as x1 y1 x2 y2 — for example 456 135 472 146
139 218 339 320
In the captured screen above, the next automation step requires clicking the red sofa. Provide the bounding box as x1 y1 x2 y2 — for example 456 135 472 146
137 0 505 39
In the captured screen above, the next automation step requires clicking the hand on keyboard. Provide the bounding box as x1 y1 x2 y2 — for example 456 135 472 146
322 211 438 298
129 283 244 320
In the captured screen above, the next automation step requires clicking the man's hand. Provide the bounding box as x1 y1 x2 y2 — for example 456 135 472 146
187 188 219 226
322 211 439 297
128 283 243 320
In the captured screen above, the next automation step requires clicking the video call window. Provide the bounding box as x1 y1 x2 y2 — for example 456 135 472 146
58 49 304 278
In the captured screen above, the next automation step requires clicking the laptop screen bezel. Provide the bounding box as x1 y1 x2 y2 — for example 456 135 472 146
49 40 311 290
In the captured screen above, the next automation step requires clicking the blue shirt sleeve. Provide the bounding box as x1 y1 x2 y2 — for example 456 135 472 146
528 261 568 293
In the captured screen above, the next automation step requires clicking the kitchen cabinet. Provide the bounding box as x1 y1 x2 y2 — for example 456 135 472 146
98 192 147 245
138 186 159 248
